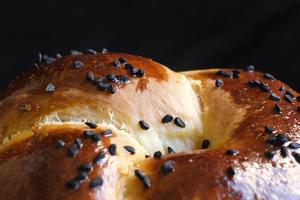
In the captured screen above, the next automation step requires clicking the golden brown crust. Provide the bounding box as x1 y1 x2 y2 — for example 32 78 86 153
0 52 299 200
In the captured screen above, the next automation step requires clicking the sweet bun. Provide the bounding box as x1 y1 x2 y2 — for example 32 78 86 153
0 50 299 199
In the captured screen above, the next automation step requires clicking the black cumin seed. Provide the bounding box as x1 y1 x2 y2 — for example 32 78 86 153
265 126 275 134
292 152 300 163
276 134 289 145
167 146 175 154
86 71 94 82
286 91 295 98
75 138 83 149
113 59 121 67
74 61 84 69
118 58 127 64
38 52 43 64
83 130 96 138
139 120 150 130
85 121 97 129
270 93 281 102
284 94 294 103
97 82 111 91
101 129 113 137
87 48 97 54
74 172 88 182
55 53 62 58
79 163 93 172
260 82 272 93
226 149 240 156
226 167 235 178
123 146 136 155
108 144 117 156
161 160 175 174
44 55 56 64
46 83 55 92
288 142 300 149
153 151 162 159
216 70 226 76
106 73 116 81
94 77 107 84
101 48 108 53
137 69 145 77
267 134 277 145
90 176 104 188
70 50 83 55
145 155 150 158
108 85 115 94
56 139 65 148
91 134 101 142
280 146 289 158
273 104 282 114
265 151 275 159
215 79 224 87
94 151 106 164
264 73 275 80
174 117 185 128
202 139 210 149
134 169 151 188
162 114 174 123
68 144 79 157
115 75 129 83
244 65 255 72
66 180 80 190
279 86 286 93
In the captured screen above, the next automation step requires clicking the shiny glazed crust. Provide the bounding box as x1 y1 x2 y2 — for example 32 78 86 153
0 52 299 200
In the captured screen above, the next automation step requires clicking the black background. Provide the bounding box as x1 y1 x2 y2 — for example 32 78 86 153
0 1 299 90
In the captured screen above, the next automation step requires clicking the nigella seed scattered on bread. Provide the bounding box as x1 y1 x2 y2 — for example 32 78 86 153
74 172 88 182
79 163 93 172
265 126 275 134
101 48 108 53
202 139 210 149
226 149 240 156
73 61 84 69
226 167 235 178
68 144 79 157
101 129 113 137
108 144 117 156
280 146 289 158
66 179 80 190
162 114 174 123
123 146 136 155
83 130 96 138
55 53 62 58
292 152 300 163
113 59 121 67
153 151 163 159
91 134 101 142
56 139 65 148
94 151 106 165
45 83 55 92
274 104 282 114
265 151 275 159
284 94 294 103
174 117 185 128
139 120 150 130
70 50 83 55
161 160 175 174
87 48 97 54
90 176 104 188
86 71 95 82
245 65 255 72
288 142 300 149
134 169 151 188
85 121 97 129
75 138 83 149
118 58 127 64
167 146 175 154
270 93 281 102
264 73 275 80
215 79 224 87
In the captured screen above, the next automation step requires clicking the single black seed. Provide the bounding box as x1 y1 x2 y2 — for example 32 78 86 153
260 82 272 93
167 146 175 154
118 58 127 64
43 55 56 64
101 48 108 53
55 53 62 58
115 75 129 83
248 80 256 87
101 129 113 137
94 151 106 165
265 126 275 134
33 63 39 69
108 144 117 156
85 121 97 129
79 163 93 172
162 114 174 123
113 59 121 67
280 146 289 158
106 73 116 81
38 52 43 64
264 73 275 80
68 144 79 157
130 67 139 76
139 120 150 130
90 176 104 188
74 61 84 69
223 71 233 78
270 93 281 102
288 142 300 149
174 117 185 128
153 151 163 159
83 130 96 138
292 152 300 163
215 79 224 87
244 65 255 72
70 50 82 55
46 83 55 92
226 167 235 178
284 94 294 103
202 139 210 149
66 180 80 190
226 149 240 156
233 73 240 79
97 82 111 91
161 160 175 174
216 70 226 76
286 91 295 98
279 86 286 93
134 169 151 188
91 134 101 142
86 71 95 82
108 85 116 94
273 104 282 114
94 77 107 84
74 172 88 182
145 155 150 158
75 138 83 149
56 139 65 148
267 134 277 145
123 146 136 155
137 69 145 77
265 151 275 159
87 48 97 54
276 134 289 145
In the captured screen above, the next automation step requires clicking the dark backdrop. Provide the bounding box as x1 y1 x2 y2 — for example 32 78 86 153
0 1 299 90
